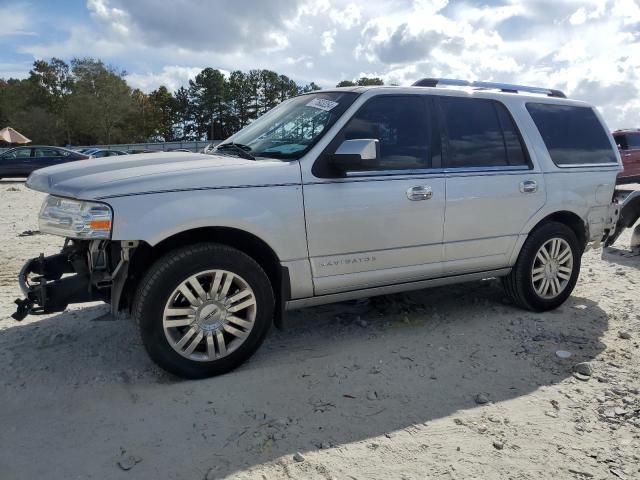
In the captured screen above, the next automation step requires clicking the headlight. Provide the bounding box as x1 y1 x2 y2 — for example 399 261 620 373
39 195 113 239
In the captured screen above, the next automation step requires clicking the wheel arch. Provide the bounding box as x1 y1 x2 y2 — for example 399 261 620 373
534 211 587 248
119 226 289 327
509 210 587 266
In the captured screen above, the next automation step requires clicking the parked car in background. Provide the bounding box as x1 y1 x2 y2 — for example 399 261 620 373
613 129 640 184
127 149 155 154
82 148 128 158
0 146 90 179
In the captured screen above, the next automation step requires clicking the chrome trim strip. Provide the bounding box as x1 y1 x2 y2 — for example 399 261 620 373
443 165 530 173
554 163 620 168
96 183 301 199
285 268 511 310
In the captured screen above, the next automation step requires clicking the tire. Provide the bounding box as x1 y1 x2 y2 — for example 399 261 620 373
133 243 274 379
502 222 581 312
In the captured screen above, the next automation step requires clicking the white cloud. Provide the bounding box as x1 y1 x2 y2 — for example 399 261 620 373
0 3 35 36
87 0 131 36
126 66 204 93
6 0 640 129
329 4 362 29
321 30 336 55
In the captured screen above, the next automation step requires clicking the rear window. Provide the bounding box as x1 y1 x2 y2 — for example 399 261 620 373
526 103 616 165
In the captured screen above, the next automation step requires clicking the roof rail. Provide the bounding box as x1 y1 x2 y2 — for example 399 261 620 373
412 78 566 99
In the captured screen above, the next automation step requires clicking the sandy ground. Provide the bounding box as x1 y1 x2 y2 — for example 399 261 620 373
0 180 639 480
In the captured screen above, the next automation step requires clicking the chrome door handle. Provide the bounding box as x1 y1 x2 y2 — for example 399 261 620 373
407 185 433 201
519 180 538 194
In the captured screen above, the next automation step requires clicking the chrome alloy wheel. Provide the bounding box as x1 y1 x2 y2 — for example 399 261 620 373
531 238 573 299
162 270 257 362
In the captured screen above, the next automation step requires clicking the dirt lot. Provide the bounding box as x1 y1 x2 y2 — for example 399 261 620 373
0 180 638 480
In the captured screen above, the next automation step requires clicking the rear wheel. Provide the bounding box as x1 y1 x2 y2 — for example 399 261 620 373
133 243 274 378
503 222 581 311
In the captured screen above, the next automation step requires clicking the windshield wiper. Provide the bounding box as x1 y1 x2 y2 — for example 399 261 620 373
215 142 255 160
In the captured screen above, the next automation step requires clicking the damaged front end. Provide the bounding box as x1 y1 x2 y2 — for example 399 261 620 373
13 239 138 321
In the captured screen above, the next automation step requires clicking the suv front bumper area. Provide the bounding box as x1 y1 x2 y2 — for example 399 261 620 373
12 240 137 321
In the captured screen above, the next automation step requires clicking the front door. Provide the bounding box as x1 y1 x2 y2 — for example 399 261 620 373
303 95 446 295
437 96 545 274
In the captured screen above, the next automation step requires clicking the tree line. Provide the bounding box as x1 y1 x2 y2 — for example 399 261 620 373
0 58 384 146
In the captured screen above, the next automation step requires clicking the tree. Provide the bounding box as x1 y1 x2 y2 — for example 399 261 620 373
28 58 74 144
0 58 359 144
356 77 384 86
188 68 227 139
226 71 252 132
148 86 176 141
69 58 134 144
173 86 193 140
336 77 384 87
301 82 321 93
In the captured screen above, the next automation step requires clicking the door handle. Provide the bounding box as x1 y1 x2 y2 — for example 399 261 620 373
407 185 433 201
519 180 538 194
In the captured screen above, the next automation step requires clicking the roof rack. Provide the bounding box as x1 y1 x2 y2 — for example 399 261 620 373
412 78 566 99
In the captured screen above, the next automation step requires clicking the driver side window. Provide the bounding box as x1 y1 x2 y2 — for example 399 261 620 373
340 96 433 171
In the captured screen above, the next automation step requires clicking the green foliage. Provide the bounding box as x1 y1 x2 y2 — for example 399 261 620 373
0 58 377 145
336 77 385 87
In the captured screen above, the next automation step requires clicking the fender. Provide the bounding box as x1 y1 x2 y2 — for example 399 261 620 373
106 185 309 263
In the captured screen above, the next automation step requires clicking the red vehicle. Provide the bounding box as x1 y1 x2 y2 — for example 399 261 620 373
613 129 640 184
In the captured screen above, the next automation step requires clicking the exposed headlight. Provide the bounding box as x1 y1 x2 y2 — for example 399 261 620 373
39 195 113 239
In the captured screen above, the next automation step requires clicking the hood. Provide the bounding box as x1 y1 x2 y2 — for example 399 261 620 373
26 152 301 200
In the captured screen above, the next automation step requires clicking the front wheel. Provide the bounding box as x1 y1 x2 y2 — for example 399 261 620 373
503 222 581 311
133 243 274 378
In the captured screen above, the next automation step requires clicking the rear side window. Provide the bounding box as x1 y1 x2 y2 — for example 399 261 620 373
526 103 616 165
34 148 63 157
440 97 528 168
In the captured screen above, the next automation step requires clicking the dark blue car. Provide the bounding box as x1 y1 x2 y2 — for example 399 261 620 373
0 146 90 179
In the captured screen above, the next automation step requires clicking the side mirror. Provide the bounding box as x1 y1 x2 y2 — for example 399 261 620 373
329 139 380 174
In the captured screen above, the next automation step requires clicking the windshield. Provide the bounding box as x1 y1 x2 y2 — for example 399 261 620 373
215 91 359 160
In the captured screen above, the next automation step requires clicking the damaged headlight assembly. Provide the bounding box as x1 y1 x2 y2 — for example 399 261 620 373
38 195 113 239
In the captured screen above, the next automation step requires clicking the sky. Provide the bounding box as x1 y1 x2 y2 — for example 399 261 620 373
1 0 639 129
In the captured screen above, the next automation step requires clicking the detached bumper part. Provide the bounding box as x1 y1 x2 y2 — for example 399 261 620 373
604 189 640 248
12 249 104 321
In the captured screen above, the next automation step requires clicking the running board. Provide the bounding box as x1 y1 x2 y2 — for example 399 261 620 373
285 268 511 310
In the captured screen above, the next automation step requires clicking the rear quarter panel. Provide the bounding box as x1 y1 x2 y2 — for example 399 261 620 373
504 98 621 263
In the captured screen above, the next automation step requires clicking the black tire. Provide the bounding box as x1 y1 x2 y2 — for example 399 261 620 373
502 222 581 311
133 243 274 379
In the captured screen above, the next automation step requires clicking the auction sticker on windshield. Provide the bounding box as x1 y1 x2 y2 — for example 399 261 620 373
306 98 339 111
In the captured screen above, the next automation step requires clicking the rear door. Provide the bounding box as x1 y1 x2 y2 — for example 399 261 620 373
32 148 75 171
437 96 545 275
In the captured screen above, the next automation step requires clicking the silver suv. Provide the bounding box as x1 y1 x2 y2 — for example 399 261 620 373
13 78 637 378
